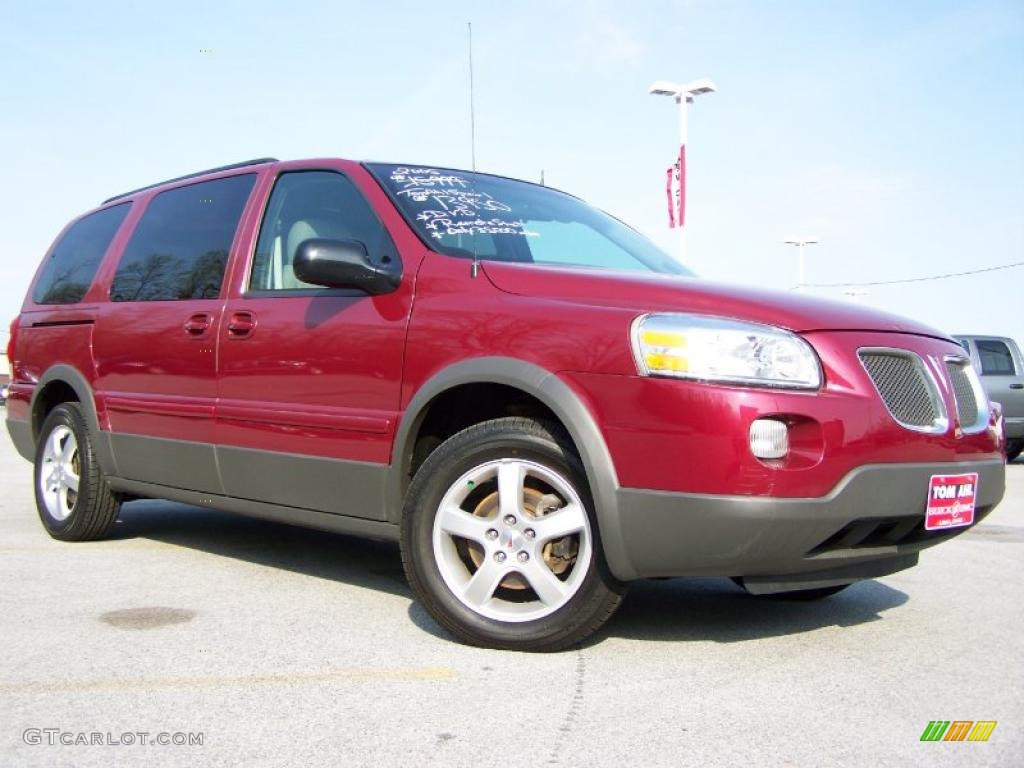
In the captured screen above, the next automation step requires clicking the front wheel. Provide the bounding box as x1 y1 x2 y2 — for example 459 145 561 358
401 417 626 651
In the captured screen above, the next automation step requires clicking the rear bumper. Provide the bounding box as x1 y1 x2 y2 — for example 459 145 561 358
612 459 1005 584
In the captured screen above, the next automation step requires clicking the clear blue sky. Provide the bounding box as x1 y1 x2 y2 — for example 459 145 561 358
1 0 1022 345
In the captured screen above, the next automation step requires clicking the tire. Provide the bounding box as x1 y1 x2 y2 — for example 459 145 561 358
731 577 850 601
400 417 627 651
34 402 121 541
1007 440 1022 463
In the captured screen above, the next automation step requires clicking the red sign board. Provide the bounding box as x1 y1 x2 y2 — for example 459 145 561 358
925 473 978 531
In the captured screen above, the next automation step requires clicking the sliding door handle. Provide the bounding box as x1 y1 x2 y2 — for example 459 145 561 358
184 313 211 336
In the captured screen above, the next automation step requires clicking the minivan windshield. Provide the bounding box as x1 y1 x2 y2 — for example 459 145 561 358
367 163 692 276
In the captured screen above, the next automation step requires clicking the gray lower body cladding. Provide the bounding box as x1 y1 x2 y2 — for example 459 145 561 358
8 412 1006 588
6 418 34 462
613 459 1005 583
108 433 388 521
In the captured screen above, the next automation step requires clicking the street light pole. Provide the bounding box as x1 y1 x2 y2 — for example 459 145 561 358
650 78 716 268
784 236 819 290
675 93 689 268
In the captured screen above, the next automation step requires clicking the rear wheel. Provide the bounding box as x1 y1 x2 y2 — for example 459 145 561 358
401 417 626 651
34 403 120 541
731 577 851 601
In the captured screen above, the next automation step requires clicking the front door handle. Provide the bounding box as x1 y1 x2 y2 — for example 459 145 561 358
184 312 212 336
1010 383 1023 390
227 311 257 339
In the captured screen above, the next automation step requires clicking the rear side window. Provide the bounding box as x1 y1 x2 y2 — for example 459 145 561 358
33 204 130 304
110 174 256 301
976 340 1016 375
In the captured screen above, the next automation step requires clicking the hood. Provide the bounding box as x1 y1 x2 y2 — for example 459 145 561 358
482 262 951 339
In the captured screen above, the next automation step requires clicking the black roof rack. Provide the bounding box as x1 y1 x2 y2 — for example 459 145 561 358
102 158 278 204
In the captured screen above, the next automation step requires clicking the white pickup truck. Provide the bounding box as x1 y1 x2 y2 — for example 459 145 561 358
955 335 1024 462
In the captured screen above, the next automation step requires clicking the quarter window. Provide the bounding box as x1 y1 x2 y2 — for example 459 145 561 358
110 174 256 302
249 171 396 292
33 204 130 304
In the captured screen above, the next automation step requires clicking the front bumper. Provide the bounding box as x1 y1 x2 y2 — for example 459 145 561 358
612 459 1004 586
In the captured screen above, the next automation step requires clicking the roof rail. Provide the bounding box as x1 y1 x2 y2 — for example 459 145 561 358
102 158 278 204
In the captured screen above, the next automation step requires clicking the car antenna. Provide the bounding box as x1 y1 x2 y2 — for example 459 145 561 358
468 21 481 279
468 22 477 174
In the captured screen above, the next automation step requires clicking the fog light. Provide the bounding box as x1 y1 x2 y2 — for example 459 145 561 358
750 419 789 460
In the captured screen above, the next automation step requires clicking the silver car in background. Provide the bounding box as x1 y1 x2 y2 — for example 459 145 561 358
955 335 1024 462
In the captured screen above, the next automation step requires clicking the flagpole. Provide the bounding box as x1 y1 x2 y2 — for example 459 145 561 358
649 78 715 270
676 93 689 267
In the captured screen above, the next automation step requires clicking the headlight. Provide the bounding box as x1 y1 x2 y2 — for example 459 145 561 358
631 313 822 389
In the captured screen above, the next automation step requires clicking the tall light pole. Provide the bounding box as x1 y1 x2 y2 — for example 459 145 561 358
784 236 819 289
649 78 716 267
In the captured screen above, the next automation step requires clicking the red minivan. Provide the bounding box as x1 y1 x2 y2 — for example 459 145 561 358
5 158 1007 650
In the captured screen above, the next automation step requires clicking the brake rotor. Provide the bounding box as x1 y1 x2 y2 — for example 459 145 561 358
465 487 579 591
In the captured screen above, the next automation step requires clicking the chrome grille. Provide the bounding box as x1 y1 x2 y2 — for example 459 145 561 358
859 350 943 431
946 359 983 430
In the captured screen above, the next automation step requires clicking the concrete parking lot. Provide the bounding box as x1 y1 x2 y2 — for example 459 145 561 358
1 433 1021 768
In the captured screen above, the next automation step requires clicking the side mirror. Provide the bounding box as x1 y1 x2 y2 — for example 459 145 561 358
293 239 400 294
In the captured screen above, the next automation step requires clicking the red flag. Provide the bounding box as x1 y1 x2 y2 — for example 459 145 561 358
665 146 686 228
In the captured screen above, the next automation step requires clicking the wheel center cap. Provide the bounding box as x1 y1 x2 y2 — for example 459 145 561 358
499 530 524 552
